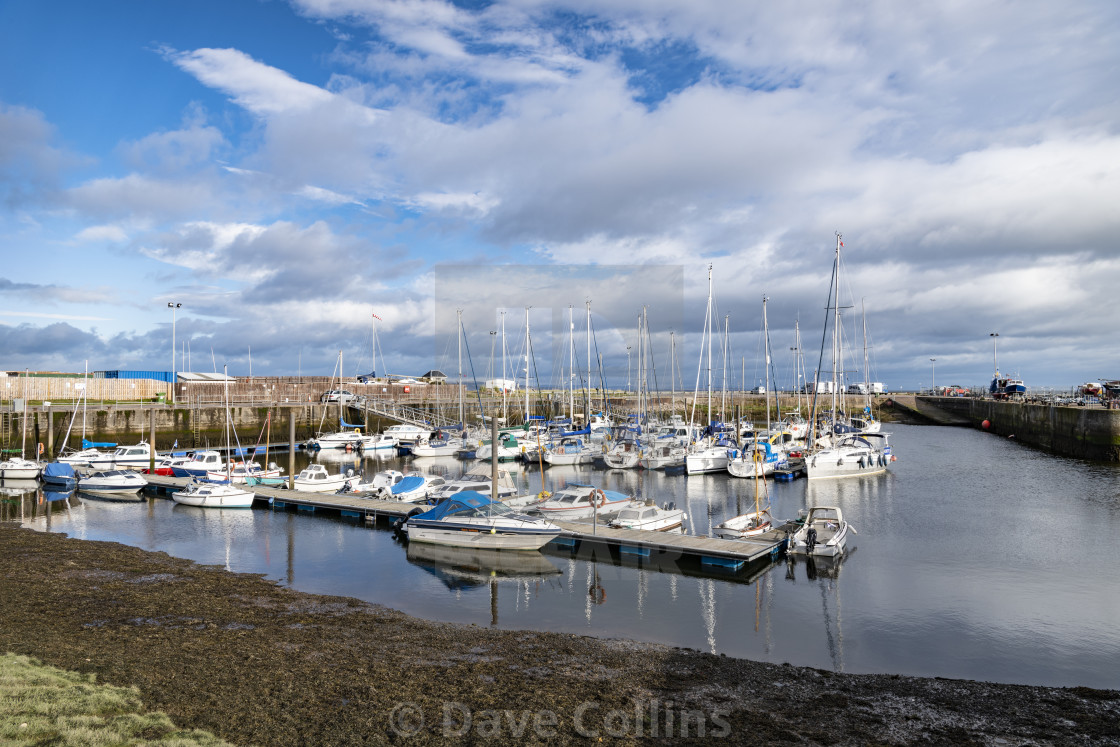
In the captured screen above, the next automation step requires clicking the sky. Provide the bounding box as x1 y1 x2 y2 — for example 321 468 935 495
1 0 1118 392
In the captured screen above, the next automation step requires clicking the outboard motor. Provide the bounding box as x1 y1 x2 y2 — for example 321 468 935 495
806 526 818 555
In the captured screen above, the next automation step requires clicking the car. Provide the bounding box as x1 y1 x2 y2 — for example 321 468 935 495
320 389 356 403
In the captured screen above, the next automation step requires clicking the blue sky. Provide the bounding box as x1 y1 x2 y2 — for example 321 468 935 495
1 0 1118 391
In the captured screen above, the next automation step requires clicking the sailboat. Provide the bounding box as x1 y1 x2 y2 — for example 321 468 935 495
310 350 368 450
686 266 735 475
804 234 894 480
56 361 118 467
172 366 256 508
714 452 774 538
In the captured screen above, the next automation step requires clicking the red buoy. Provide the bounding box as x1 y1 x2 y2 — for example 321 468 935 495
982 419 990 429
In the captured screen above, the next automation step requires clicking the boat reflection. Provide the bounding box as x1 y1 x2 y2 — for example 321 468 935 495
406 542 562 590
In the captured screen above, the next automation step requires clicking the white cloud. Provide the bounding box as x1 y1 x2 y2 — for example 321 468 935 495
74 224 128 243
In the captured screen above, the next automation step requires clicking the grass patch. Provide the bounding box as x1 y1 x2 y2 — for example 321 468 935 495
0 653 231 746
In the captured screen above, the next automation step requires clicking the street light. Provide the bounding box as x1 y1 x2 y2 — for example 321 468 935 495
168 302 181 403
930 358 936 394
989 332 999 377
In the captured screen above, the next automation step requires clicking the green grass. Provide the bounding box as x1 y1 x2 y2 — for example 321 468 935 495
0 653 232 746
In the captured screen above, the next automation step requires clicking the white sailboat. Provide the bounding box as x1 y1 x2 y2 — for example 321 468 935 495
804 234 893 480
172 366 256 509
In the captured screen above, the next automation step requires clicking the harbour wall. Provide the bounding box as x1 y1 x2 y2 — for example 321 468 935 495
886 395 1120 462
2 404 356 456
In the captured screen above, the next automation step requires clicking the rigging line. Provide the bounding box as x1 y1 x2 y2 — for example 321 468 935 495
459 316 485 425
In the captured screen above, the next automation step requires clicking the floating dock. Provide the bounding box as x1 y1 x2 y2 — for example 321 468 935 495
143 476 791 572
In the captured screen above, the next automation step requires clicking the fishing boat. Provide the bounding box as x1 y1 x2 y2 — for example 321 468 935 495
78 469 148 497
789 506 851 557
608 500 686 532
401 491 561 550
532 484 636 519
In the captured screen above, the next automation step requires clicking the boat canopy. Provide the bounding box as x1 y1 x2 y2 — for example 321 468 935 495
411 491 501 521
43 462 77 481
391 475 426 495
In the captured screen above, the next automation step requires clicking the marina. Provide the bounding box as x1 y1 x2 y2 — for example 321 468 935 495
7 422 1120 690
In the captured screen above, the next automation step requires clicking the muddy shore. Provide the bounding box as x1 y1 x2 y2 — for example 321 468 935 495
1 523 1116 745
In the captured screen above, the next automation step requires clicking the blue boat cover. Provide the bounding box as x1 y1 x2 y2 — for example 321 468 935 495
43 462 77 482
340 419 364 429
411 491 495 521
82 439 117 449
391 475 426 495
44 490 72 502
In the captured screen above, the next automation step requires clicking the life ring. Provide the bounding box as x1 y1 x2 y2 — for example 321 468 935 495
592 489 606 508
37 442 44 456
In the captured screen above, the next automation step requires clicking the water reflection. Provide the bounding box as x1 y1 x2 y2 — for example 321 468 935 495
9 425 1120 688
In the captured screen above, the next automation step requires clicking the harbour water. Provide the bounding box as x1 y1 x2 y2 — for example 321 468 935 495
8 423 1120 689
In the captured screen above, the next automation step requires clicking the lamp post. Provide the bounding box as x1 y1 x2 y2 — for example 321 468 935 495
168 302 181 404
989 332 999 377
930 358 936 395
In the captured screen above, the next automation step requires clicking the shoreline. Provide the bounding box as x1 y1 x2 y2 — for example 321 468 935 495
1 523 1116 745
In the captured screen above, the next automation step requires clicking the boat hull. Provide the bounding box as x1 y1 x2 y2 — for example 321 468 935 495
406 520 560 551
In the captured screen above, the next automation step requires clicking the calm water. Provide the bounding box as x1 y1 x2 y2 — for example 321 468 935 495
8 424 1120 689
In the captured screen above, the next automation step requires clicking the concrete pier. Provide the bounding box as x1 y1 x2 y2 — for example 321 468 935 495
887 395 1120 461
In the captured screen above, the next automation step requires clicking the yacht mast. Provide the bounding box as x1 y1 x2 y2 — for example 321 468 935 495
524 307 530 423
763 295 771 434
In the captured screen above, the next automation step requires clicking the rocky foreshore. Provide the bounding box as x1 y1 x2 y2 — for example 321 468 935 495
1 523 1116 745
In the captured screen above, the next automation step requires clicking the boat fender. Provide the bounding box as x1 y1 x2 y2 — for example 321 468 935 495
38 442 44 457
537 490 551 503
837 458 844 466
346 468 354 477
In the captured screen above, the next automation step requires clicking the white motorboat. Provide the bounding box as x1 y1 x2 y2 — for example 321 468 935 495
84 441 154 469
425 465 519 502
171 450 226 478
608 500 686 532
56 445 114 468
309 428 365 451
601 436 643 469
341 468 412 496
789 506 851 557
78 469 148 496
639 442 688 470
409 435 469 458
402 491 561 550
171 480 256 509
206 461 284 485
541 436 596 466
804 432 892 480
713 509 773 539
532 484 636 520
387 474 447 502
0 457 42 480
684 443 731 475
293 464 354 493
382 423 431 446
475 432 523 461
